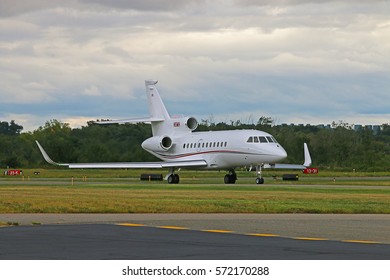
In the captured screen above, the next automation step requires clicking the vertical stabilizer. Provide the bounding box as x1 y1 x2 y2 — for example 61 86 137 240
145 80 171 136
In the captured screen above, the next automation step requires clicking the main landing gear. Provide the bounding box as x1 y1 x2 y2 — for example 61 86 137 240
167 168 180 184
167 174 180 184
224 170 237 184
166 167 264 185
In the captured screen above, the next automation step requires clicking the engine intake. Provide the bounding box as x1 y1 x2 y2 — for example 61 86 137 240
160 136 172 150
142 136 173 152
186 117 198 131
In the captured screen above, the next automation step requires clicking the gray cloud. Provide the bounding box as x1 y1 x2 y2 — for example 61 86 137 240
0 0 69 17
80 0 204 11
0 0 389 131
0 0 204 17
236 0 387 6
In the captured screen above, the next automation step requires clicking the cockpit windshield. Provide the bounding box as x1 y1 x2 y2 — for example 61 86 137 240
266 136 274 143
247 135 278 143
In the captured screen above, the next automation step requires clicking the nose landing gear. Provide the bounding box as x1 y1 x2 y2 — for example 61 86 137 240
256 165 265 184
256 177 264 184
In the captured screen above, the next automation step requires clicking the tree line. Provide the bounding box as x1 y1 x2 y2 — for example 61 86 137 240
0 119 389 171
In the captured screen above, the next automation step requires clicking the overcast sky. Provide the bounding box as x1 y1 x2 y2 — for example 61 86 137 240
1 0 389 131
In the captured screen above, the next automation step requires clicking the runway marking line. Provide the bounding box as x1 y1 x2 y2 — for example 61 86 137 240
342 240 381 244
117 223 145 227
294 237 329 241
157 226 189 230
247 233 280 237
115 224 385 245
202 229 234 234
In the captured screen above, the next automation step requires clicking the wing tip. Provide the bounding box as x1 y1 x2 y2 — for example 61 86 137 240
303 143 312 167
35 140 63 166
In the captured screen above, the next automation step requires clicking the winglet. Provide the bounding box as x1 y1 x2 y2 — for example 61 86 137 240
35 140 68 167
303 143 312 167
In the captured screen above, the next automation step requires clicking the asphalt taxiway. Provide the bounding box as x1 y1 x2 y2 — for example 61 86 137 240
0 214 389 259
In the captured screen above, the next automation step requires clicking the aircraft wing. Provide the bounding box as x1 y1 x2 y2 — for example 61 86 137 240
35 141 207 169
65 161 207 169
264 143 312 170
263 163 308 170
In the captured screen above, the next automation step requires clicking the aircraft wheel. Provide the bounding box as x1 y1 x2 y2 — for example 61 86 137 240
168 175 174 184
168 174 180 184
224 174 236 184
174 174 180 184
256 178 264 184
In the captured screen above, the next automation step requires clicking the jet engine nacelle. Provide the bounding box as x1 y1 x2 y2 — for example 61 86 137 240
185 116 198 131
142 136 173 152
171 116 198 132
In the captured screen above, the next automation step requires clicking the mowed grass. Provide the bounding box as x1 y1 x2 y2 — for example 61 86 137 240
1 169 389 213
0 180 389 214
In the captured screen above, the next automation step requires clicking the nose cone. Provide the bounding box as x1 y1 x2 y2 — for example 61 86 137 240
276 145 288 161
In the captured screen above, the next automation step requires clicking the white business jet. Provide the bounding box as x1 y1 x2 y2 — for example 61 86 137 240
36 80 312 184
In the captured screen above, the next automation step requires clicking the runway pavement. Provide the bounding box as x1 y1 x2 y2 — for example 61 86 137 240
0 223 389 260
0 214 389 260
1 213 390 243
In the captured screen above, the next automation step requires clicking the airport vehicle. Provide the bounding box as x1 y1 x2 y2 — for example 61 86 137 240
36 80 312 184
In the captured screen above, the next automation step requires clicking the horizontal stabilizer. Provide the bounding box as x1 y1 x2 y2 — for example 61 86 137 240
95 117 164 125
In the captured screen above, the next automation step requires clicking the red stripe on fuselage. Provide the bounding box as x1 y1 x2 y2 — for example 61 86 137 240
154 150 268 160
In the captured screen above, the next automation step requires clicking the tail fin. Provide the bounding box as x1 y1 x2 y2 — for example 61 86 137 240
96 80 173 136
145 80 172 136
146 80 170 121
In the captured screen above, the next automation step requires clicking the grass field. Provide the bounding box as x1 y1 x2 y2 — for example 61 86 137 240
0 169 389 214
